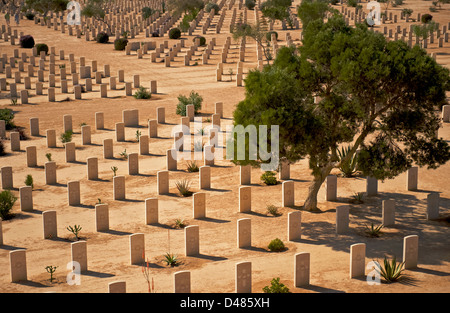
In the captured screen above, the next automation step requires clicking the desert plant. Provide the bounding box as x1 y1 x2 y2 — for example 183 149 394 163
19 35 35 49
0 108 16 129
25 12 35 20
421 13 433 23
60 130 73 143
365 223 384 237
119 149 128 160
135 130 142 142
193 140 204 152
266 204 281 216
13 127 28 140
349 192 364 204
176 90 203 116
245 0 256 10
114 38 128 50
24 174 34 189
66 224 82 241
174 218 187 228
337 145 359 177
0 190 18 219
96 31 109 43
45 153 52 161
268 238 285 252
175 179 193 197
261 171 277 185
163 253 178 267
35 43 49 55
142 6 154 19
10 98 18 106
0 140 5 156
45 265 57 282
169 27 181 39
111 166 118 176
228 68 234 81
374 257 405 283
133 86 151 99
142 256 156 293
262 277 290 293
186 160 199 172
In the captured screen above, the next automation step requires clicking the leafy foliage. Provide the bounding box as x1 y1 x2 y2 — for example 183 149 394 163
114 38 128 50
374 257 405 283
169 27 181 39
0 190 17 220
133 86 151 99
176 91 203 116
19 35 35 48
60 130 73 143
261 171 277 185
337 145 359 177
268 238 286 252
262 277 290 293
0 108 16 129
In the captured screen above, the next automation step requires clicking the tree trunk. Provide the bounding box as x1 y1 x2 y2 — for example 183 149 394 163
303 164 334 211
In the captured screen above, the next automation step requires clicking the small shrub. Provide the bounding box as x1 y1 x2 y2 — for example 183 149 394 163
266 31 278 42
174 218 187 229
192 36 206 46
176 91 203 116
0 140 5 156
60 130 73 143
262 277 290 293
10 98 18 106
163 253 178 267
0 108 16 129
135 130 141 142
45 153 52 161
19 35 35 49
268 238 285 252
186 160 199 172
133 86 151 99
114 38 128 50
25 12 35 20
45 265 57 282
175 179 193 197
142 6 154 19
421 13 433 23
337 145 358 177
374 257 405 283
349 192 364 204
245 0 256 10
266 204 281 216
13 127 28 140
261 171 277 185
35 43 49 56
151 30 160 37
24 174 34 189
119 149 128 160
66 224 82 241
205 2 220 14
111 166 118 176
169 27 181 39
364 223 384 237
96 31 109 43
347 0 358 7
0 190 17 220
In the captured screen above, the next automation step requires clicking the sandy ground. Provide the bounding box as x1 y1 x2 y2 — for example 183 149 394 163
0 0 449 294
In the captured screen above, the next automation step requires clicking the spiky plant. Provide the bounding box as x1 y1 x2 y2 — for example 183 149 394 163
66 224 82 241
111 166 118 176
350 192 364 204
337 145 359 177
163 253 178 267
45 265 58 282
175 179 193 197
374 257 405 283
266 204 281 216
186 160 199 172
364 223 384 237
174 218 186 229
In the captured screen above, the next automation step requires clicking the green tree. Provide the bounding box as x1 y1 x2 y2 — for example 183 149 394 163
81 0 112 34
166 0 204 15
231 21 273 64
260 0 292 29
297 0 332 30
24 0 68 18
230 14 450 211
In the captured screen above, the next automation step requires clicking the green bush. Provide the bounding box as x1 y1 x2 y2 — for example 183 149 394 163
260 171 277 185
35 43 49 56
60 130 73 144
193 35 206 46
268 238 285 252
266 31 278 42
0 190 17 220
176 90 203 116
133 86 151 99
0 108 16 129
330 0 339 4
25 174 34 189
0 140 5 156
25 12 35 20
245 0 256 10
347 0 358 7
421 13 433 23
169 27 181 39
142 7 154 19
114 38 128 50
96 32 109 43
263 277 290 293
205 2 220 14
19 35 35 49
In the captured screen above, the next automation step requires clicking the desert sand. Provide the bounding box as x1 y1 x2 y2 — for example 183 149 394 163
0 0 449 294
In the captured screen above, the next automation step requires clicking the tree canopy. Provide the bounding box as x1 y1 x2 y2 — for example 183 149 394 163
230 13 450 211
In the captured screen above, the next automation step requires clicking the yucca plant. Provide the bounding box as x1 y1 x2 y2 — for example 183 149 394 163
175 179 193 197
365 223 384 238
186 160 199 172
45 265 58 282
337 145 359 177
119 149 128 160
374 257 405 283
174 218 187 229
111 166 118 176
349 192 364 204
163 253 178 267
